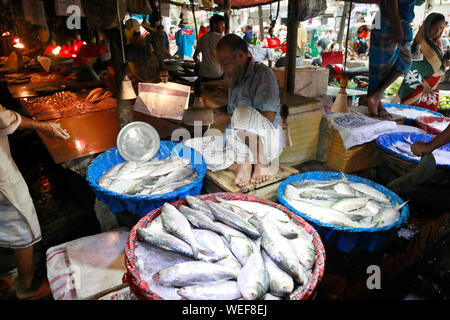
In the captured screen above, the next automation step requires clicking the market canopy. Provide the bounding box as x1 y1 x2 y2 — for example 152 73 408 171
213 0 280 9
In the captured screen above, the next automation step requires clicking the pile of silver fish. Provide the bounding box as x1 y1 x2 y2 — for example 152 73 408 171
136 195 317 300
97 156 198 196
283 175 407 229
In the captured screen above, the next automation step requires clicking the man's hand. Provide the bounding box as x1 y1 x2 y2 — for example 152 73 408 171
422 81 433 94
411 141 433 156
35 121 71 140
213 109 232 126
389 24 405 45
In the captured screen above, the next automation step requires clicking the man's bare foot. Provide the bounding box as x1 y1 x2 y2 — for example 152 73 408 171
377 103 393 119
366 92 382 117
250 163 278 185
228 162 253 187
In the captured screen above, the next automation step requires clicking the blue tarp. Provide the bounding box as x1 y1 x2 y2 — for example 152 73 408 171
375 132 450 169
85 141 207 217
278 171 409 253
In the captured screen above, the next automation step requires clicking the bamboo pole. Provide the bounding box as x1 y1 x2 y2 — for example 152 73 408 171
285 0 299 95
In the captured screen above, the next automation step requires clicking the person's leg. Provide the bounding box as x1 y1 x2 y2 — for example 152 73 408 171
367 69 404 118
250 137 279 185
227 162 253 187
14 245 38 299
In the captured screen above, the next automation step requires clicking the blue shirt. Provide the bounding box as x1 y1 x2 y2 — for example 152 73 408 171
380 0 416 23
228 59 281 128
176 27 195 59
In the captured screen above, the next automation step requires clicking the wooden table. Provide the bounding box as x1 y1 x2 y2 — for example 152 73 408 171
36 108 120 164
204 165 299 201
7 79 104 99
35 107 187 164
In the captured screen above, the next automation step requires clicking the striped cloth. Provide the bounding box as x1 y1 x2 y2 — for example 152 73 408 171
368 1 415 93
0 191 41 249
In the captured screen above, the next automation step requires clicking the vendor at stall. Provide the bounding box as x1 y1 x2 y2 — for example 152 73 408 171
193 14 225 81
366 0 417 119
175 20 195 60
213 34 281 187
411 124 450 156
0 104 69 299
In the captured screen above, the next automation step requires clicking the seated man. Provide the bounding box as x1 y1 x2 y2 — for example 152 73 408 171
193 14 225 81
214 34 282 187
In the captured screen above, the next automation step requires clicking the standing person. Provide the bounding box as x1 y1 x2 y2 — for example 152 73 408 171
175 20 195 60
297 22 308 58
193 14 225 81
366 0 418 119
396 13 449 111
243 25 253 44
214 34 281 187
248 40 275 68
267 26 276 39
0 104 70 299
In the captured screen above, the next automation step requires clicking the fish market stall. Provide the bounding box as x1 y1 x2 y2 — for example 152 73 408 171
278 171 409 253
415 116 450 135
86 141 207 217
123 193 326 300
375 132 450 186
382 103 444 127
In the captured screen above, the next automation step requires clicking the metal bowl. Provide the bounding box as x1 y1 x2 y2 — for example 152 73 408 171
116 121 160 162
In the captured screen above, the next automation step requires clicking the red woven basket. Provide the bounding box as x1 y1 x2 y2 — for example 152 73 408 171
123 193 326 300
416 115 450 135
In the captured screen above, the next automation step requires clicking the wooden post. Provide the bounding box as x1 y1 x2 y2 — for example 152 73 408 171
285 0 299 95
224 0 231 34
337 2 350 50
258 5 264 41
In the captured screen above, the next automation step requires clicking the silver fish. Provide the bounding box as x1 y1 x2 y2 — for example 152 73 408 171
261 293 283 300
153 261 238 287
331 197 371 213
192 229 228 261
225 200 291 224
150 157 189 177
237 240 269 300
348 182 391 203
178 205 232 242
149 179 195 195
216 222 254 266
262 250 294 297
216 239 243 275
289 236 316 270
137 228 218 263
258 215 305 284
185 195 215 220
207 201 261 239
161 203 199 258
285 198 368 228
177 280 242 300
333 183 355 196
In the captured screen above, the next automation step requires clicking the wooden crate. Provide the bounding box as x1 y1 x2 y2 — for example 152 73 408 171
320 125 381 173
280 94 323 166
204 165 299 201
